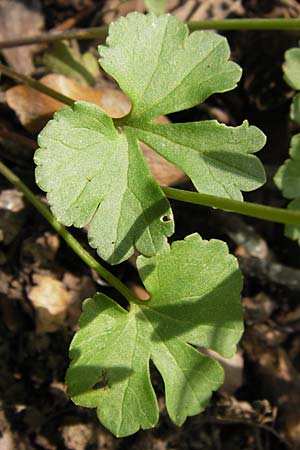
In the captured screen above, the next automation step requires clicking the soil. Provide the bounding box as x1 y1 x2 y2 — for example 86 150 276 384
1 1 300 449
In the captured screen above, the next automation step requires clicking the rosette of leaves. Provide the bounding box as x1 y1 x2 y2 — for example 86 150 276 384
35 12 266 265
66 233 243 437
274 46 300 241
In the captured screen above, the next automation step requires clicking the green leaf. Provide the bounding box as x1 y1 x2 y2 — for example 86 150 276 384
100 12 265 199
99 13 242 121
44 41 99 85
128 120 266 200
35 12 266 264
35 102 173 264
274 133 300 243
291 93 300 124
283 47 300 90
274 134 300 199
144 0 167 14
66 233 243 437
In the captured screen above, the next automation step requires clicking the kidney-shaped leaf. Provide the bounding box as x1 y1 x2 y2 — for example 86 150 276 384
35 101 173 264
66 233 243 437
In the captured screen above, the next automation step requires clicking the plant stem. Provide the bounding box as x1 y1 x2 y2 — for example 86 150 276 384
0 161 139 304
0 18 300 50
188 18 300 31
0 63 74 106
1 63 299 227
162 186 300 226
0 27 108 50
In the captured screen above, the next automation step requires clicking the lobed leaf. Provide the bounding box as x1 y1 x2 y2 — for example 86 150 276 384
35 12 266 264
66 233 243 437
100 12 265 200
35 102 173 264
99 13 242 121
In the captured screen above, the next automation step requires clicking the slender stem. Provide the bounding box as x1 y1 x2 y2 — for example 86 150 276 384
188 18 300 31
162 186 300 226
1 63 298 226
0 161 139 304
0 63 74 106
0 27 108 50
0 18 300 50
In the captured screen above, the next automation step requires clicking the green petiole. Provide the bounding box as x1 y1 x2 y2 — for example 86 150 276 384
163 186 300 226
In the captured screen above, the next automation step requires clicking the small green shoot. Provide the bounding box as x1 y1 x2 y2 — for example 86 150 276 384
44 41 100 85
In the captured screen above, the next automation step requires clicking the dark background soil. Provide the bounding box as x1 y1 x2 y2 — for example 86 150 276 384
1 1 300 449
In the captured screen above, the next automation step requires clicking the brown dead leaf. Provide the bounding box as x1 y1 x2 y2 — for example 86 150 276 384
0 0 44 75
6 74 131 133
28 274 72 333
7 74 186 186
100 0 145 24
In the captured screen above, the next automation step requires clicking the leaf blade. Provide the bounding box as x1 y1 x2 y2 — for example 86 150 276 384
99 13 242 121
67 233 243 436
129 120 266 200
66 294 158 437
35 101 174 264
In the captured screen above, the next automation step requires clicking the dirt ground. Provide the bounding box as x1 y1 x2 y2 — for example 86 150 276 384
1 1 300 449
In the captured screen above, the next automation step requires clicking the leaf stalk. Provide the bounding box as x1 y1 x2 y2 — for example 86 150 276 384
163 186 300 226
0 19 300 50
0 63 74 106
